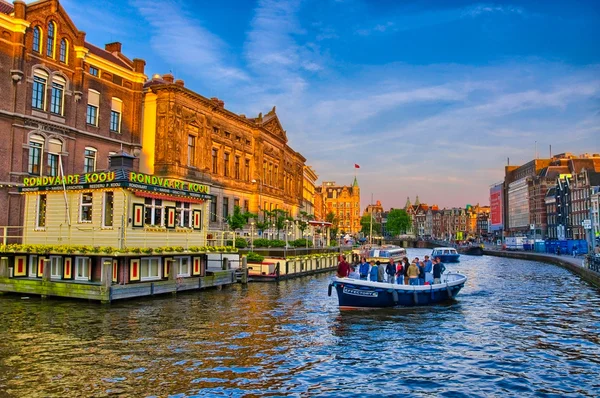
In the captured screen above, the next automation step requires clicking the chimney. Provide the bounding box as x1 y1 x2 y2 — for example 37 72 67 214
108 152 135 171
174 79 184 87
13 0 26 19
133 58 146 74
162 73 174 83
105 42 122 53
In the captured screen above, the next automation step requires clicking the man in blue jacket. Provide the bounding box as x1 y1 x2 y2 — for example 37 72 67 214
359 257 370 280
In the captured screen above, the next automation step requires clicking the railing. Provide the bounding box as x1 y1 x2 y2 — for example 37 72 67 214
0 225 236 249
586 255 600 273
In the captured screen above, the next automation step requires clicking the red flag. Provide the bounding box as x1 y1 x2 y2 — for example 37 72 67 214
354 164 360 169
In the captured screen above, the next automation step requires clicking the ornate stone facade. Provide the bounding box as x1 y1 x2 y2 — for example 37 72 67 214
141 74 307 230
314 178 361 234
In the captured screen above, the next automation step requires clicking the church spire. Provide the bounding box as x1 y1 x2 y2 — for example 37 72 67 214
352 176 358 187
404 196 411 209
415 195 420 206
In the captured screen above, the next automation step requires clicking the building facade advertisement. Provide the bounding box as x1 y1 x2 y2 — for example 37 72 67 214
489 184 503 231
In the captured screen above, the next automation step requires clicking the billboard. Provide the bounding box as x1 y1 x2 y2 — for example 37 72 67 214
490 184 503 231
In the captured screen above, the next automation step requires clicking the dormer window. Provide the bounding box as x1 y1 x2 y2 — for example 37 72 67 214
32 26 42 53
46 21 56 58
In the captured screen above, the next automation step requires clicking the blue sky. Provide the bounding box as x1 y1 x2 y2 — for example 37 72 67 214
59 0 599 210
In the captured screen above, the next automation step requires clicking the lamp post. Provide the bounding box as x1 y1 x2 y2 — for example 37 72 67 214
250 222 255 251
251 179 262 221
285 220 290 248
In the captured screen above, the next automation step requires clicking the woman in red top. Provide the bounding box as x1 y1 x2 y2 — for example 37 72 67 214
337 255 350 277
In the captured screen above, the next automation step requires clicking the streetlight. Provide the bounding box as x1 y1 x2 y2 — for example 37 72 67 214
285 220 290 248
250 222 255 251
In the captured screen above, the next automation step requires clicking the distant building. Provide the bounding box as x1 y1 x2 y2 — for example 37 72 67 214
314 179 361 234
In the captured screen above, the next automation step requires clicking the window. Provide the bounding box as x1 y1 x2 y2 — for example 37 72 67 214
36 194 47 228
140 257 161 281
50 256 62 279
175 202 191 228
80 192 93 222
46 21 55 58
224 153 230 177
32 26 42 53
187 135 196 166
212 148 218 174
83 147 96 173
263 161 267 182
50 76 65 115
29 255 38 277
244 159 250 181
274 165 278 186
89 66 99 77
234 156 240 179
210 199 217 222
46 139 62 177
103 192 114 227
174 257 190 277
28 135 44 175
244 200 249 213
223 197 229 219
32 71 47 110
75 257 90 281
59 39 67 63
234 198 240 208
144 198 163 226
86 90 100 126
110 97 122 132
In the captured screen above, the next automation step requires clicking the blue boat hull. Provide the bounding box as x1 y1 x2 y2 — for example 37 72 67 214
437 254 460 263
329 278 466 308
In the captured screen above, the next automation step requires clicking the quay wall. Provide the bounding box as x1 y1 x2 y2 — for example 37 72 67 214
482 250 600 289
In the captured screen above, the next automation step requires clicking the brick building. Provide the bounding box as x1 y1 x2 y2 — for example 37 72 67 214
0 0 145 232
314 179 361 235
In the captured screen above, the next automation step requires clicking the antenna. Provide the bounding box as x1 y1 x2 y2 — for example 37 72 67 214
535 141 538 159
550 144 552 158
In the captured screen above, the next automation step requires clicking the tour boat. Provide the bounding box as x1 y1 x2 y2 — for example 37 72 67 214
328 273 467 308
431 247 460 263
365 245 407 264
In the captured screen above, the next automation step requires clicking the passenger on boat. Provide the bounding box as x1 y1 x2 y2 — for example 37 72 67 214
395 260 404 285
337 255 350 278
358 257 370 280
348 265 360 279
402 257 410 285
433 257 444 284
424 255 434 285
369 260 378 282
407 260 420 285
377 260 385 282
386 259 396 284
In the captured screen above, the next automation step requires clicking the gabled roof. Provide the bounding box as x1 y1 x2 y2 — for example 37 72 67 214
0 0 13 14
85 42 133 70
569 158 600 174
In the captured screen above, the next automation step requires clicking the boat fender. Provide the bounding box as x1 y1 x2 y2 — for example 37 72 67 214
392 289 398 304
446 283 452 298
430 285 434 300
413 290 419 305
328 283 332 297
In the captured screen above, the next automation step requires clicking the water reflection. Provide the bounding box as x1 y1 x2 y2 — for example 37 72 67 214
1 249 600 397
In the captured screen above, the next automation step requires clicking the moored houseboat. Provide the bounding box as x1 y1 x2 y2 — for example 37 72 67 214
431 247 460 263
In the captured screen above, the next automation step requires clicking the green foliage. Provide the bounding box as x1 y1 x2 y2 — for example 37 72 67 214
360 214 381 235
227 205 256 232
269 239 286 248
253 238 270 248
246 251 265 263
226 238 248 248
291 238 312 248
386 209 411 236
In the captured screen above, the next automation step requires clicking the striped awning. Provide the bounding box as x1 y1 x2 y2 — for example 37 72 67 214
133 190 204 204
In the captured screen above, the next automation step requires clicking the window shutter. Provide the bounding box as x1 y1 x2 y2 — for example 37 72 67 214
111 97 122 112
88 90 100 106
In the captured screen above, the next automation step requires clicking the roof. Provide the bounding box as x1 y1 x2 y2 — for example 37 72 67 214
0 0 13 15
589 171 600 187
569 158 600 174
85 42 133 70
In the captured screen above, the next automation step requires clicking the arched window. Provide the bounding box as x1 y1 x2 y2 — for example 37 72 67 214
47 138 63 177
50 75 65 115
110 97 122 132
28 134 45 175
84 147 97 173
46 21 55 57
59 38 68 63
31 69 48 110
32 26 42 53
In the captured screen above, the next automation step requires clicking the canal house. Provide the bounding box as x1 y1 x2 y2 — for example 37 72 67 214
0 154 239 302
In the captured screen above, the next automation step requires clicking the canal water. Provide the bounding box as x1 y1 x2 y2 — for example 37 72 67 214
1 248 600 397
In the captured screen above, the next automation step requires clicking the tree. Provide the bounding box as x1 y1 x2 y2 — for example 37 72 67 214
360 214 381 236
227 206 256 233
386 209 411 236
326 211 339 240
296 211 314 236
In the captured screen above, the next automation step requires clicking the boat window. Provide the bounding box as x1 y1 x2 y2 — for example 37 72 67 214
444 250 449 254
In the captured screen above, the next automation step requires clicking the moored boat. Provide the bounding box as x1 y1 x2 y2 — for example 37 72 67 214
457 245 484 256
365 245 407 264
328 273 467 308
431 247 460 263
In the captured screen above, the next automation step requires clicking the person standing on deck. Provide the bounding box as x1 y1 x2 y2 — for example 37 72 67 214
337 255 350 278
369 260 378 282
359 257 370 280
402 257 410 285
377 260 385 282
407 260 420 286
396 260 405 285
424 255 434 285
386 259 396 283
433 257 444 284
